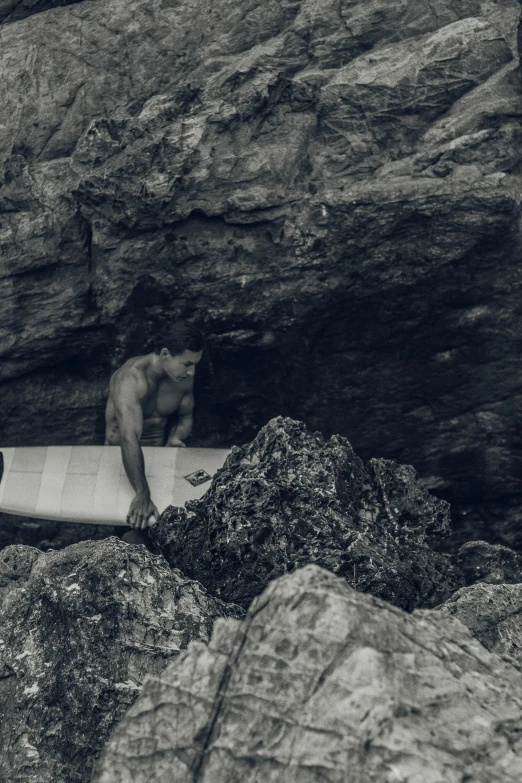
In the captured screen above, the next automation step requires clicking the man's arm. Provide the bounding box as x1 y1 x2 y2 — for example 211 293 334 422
167 392 194 447
113 374 159 529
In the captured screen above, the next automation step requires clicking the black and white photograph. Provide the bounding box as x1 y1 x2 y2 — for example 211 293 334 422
1 0 522 780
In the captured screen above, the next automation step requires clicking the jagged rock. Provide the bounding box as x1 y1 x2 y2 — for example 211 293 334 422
457 540 522 585
0 538 242 783
151 416 459 610
1 0 522 550
93 564 522 783
438 582 522 670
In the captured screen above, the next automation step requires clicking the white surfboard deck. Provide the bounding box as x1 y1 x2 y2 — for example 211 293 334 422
0 446 231 526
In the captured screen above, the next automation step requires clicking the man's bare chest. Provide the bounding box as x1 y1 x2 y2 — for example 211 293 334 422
142 380 184 419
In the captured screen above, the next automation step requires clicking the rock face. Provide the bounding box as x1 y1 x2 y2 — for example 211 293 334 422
151 416 459 610
0 538 241 783
439 581 522 670
93 564 522 783
1 0 522 546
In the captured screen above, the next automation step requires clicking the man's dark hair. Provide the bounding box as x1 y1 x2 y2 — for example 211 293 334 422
151 322 205 356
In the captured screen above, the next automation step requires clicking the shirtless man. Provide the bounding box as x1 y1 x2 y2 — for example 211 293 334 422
104 323 204 541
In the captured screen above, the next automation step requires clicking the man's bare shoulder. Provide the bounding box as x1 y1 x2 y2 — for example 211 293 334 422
109 357 150 401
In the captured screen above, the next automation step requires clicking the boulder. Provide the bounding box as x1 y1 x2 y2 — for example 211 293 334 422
457 539 522 585
438 581 522 670
93 564 522 783
151 416 459 610
0 538 242 783
1 0 522 548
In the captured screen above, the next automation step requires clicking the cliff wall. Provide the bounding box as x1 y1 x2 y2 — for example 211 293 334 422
2 0 522 543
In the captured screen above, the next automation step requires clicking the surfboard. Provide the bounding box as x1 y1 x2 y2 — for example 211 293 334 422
0 446 231 526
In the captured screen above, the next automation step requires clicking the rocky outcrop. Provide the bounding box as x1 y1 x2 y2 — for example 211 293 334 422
1 0 522 547
151 416 459 610
0 538 242 783
438 581 522 670
93 564 522 783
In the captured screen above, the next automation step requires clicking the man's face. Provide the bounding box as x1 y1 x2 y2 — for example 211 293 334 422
161 348 202 382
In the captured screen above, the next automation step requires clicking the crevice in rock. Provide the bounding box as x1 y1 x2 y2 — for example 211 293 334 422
83 216 93 276
191 623 251 782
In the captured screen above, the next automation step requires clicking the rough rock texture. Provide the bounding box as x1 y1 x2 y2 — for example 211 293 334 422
0 538 242 783
151 416 459 610
2 0 522 547
457 539 522 585
439 582 522 670
93 564 522 783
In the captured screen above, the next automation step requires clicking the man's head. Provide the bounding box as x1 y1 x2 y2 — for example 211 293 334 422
153 322 205 382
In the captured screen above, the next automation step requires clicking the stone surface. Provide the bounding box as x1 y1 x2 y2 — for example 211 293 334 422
449 500 522 553
457 539 522 585
1 0 522 548
151 416 459 610
439 581 522 670
0 538 242 783
93 564 522 783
